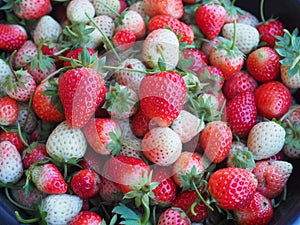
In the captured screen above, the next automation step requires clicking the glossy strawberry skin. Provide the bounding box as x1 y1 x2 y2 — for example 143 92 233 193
69 211 102 225
143 0 184 19
0 131 26 153
254 81 292 119
0 24 27 51
139 71 186 127
224 91 257 138
112 29 136 51
13 0 52 20
158 208 191 225
257 20 284 47
131 109 151 137
22 144 48 169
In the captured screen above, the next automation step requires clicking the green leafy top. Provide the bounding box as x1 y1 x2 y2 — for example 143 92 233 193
228 147 256 170
42 77 64 114
284 120 300 150
275 28 300 77
107 128 123 157
4 68 30 93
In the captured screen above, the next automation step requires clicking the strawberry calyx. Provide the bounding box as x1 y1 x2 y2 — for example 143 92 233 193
107 128 123 156
284 120 300 150
181 72 204 99
228 147 256 170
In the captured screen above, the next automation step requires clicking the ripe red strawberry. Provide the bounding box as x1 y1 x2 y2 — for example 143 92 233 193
179 48 208 73
63 47 97 67
148 15 194 44
58 67 106 129
71 169 101 199
195 4 226 40
246 46 281 82
152 166 177 205
0 24 27 51
0 130 26 153
233 191 274 225
0 96 18 126
139 71 186 127
131 109 151 137
199 121 232 164
69 211 102 225
252 160 293 198
254 81 292 119
104 155 150 194
22 144 48 169
112 29 136 51
142 127 182 166
31 163 67 194
157 207 191 225
143 0 184 19
257 19 284 47
172 190 208 222
222 71 258 100
208 167 258 210
224 91 257 138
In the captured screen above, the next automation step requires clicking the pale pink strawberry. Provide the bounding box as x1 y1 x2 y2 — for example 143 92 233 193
129 1 147 21
14 40 38 69
237 10 259 27
66 0 95 24
280 65 300 89
92 0 120 18
158 207 191 225
98 176 123 202
201 37 221 58
89 15 115 42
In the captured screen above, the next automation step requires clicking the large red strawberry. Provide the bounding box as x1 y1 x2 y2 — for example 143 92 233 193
139 71 186 127
143 0 184 19
208 167 258 210
0 24 27 51
58 67 106 129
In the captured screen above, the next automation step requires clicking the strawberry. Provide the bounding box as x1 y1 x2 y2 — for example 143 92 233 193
69 211 102 225
66 0 95 24
139 71 186 127
179 48 208 73
237 10 259 27
224 91 257 138
195 4 226 40
0 96 18 126
0 58 11 95
104 155 150 194
222 22 259 54
83 118 122 155
46 120 87 163
226 143 256 170
197 66 225 92
32 78 65 123
71 169 101 199
0 24 27 51
112 29 136 51
142 127 182 166
31 163 68 194
222 71 258 100
129 1 147 21
92 0 120 18
208 167 258 210
199 121 232 164
99 176 123 202
257 19 284 47
246 46 280 83
142 28 180 70
58 67 106 129
22 144 48 169
148 15 194 44
280 65 300 89
14 40 38 69
131 109 151 137
119 138 143 159
247 121 286 160
16 102 38 134
171 110 204 144
157 207 191 225
0 141 23 184
143 0 184 19
0 130 26 153
172 190 209 222
233 191 274 225
118 0 127 13
254 81 292 119
201 37 221 58
63 47 97 67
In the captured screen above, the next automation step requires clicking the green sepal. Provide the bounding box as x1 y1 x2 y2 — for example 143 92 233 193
108 128 123 156
228 147 256 170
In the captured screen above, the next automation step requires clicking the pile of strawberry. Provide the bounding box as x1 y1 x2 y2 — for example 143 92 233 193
0 0 300 224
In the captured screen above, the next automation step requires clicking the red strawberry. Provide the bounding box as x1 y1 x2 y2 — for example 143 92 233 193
31 163 68 194
233 191 274 225
69 211 102 225
208 167 258 210
112 29 136 51
257 20 284 47
224 91 257 138
139 71 186 127
254 81 292 119
0 24 27 51
148 15 194 44
246 46 281 83
58 67 106 129
222 71 258 100
118 0 127 13
158 207 191 225
63 47 97 67
131 109 151 137
143 0 184 19
199 121 232 164
71 169 101 199
195 4 226 40
0 96 18 126
179 48 208 73
12 0 52 20
22 144 48 169
0 130 26 153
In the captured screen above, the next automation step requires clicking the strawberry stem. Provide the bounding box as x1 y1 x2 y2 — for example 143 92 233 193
41 66 72 83
260 0 266 23
15 211 40 224
23 91 34 130
141 195 150 225
8 50 18 81
17 123 29 147
4 188 36 212
157 45 167 64
192 181 214 211
230 20 237 50
102 65 152 74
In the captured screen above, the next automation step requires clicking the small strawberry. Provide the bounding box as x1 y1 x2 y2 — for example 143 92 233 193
195 3 226 40
142 127 182 166
92 0 120 18
246 46 281 82
0 130 26 153
157 207 191 225
13 40 38 69
66 0 95 24
0 24 27 51
247 121 286 160
0 141 23 184
143 0 184 19
22 144 48 169
257 20 284 47
69 211 102 225
31 163 68 194
254 81 292 119
208 167 258 210
0 96 18 126
201 37 221 58
179 48 208 73
131 109 151 137
233 191 274 225
63 47 97 68
15 102 38 134
112 29 136 51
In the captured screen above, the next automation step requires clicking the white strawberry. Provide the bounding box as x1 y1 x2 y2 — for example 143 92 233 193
46 120 87 163
82 25 103 49
142 127 182 166
33 15 62 45
129 1 147 21
222 22 259 54
119 138 143 159
15 102 38 133
14 40 38 69
0 58 11 96
171 110 204 144
89 15 115 39
142 28 180 70
0 141 23 184
92 0 120 18
247 121 286 160
281 65 300 89
237 10 259 27
67 0 95 24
